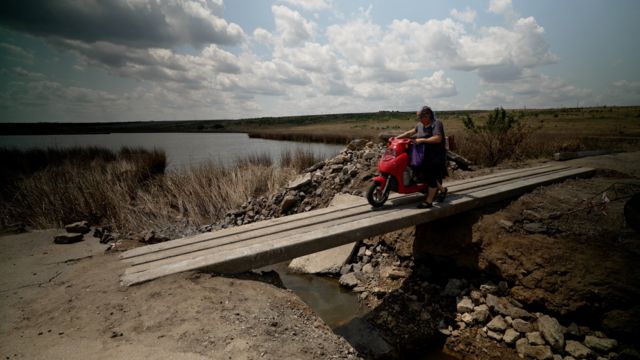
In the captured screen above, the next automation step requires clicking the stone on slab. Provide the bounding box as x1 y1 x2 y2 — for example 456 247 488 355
287 193 362 274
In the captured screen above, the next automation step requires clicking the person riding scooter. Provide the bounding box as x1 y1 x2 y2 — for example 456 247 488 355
395 106 448 208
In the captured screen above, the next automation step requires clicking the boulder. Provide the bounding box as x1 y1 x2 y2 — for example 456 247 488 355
537 315 564 352
65 221 90 234
487 330 503 341
347 139 367 151
338 273 360 288
583 335 617 353
487 315 508 332
503 328 520 345
513 319 536 333
471 304 490 323
456 297 475 314
527 331 546 346
280 195 298 212
515 338 554 360
565 340 592 359
486 294 533 319
54 233 84 244
286 173 313 190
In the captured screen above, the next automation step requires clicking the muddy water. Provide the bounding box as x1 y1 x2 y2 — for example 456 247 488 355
263 262 456 360
262 262 366 328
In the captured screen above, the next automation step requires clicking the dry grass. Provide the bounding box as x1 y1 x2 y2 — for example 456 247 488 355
279 148 325 171
0 147 296 234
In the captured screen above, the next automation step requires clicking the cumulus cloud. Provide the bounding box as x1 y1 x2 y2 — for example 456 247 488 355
280 0 331 11
450 7 477 23
0 0 244 49
488 0 513 16
272 5 316 46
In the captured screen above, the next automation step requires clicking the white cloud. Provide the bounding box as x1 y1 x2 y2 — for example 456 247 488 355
450 7 477 23
488 0 513 16
272 5 316 46
279 0 331 11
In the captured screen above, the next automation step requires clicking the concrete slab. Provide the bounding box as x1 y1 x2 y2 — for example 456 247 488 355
287 194 362 274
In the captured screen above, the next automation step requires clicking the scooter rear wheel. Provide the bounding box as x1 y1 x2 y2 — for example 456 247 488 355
367 181 390 207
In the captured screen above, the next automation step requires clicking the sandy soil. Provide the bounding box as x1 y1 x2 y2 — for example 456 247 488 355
0 230 357 360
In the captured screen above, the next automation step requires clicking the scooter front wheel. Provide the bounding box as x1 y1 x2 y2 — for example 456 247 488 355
367 181 390 207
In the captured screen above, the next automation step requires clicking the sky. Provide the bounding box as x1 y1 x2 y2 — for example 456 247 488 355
0 0 639 123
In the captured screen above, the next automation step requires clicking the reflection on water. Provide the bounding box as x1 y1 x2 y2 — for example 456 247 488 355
0 132 343 170
261 262 366 329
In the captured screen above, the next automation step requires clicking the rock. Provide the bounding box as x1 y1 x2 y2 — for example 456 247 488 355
65 221 90 234
565 322 581 339
513 319 536 333
470 290 484 303
362 264 374 274
471 304 490 323
54 233 84 244
524 222 548 234
480 283 499 294
486 294 533 319
503 328 520 345
441 278 465 297
487 315 508 332
487 330 503 341
363 151 377 161
499 219 514 231
523 209 543 220
565 340 592 359
537 315 564 352
142 230 169 244
280 195 298 212
347 139 367 151
584 335 617 353
288 242 357 275
339 273 359 288
527 331 546 346
461 313 474 325
516 338 554 360
92 227 104 239
286 173 313 190
456 297 475 314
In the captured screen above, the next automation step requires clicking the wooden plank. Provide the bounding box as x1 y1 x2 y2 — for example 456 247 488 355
122 163 560 259
121 167 594 286
124 164 570 266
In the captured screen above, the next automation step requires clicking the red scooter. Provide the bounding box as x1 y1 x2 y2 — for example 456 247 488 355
367 137 428 207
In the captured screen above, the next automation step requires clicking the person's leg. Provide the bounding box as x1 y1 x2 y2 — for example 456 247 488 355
418 168 438 208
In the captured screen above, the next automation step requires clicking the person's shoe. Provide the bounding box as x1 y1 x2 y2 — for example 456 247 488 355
417 201 433 209
436 187 448 202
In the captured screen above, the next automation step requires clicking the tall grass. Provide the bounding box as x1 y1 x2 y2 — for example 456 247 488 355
0 147 298 234
279 148 325 171
1 147 167 228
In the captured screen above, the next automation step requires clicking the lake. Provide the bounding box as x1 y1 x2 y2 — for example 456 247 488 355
0 133 344 170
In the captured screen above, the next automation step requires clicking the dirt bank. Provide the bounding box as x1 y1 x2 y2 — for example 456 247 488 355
0 230 357 359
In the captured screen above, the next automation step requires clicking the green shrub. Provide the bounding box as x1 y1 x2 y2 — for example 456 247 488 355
460 107 533 167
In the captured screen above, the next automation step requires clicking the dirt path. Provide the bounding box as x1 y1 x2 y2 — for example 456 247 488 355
0 230 357 359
